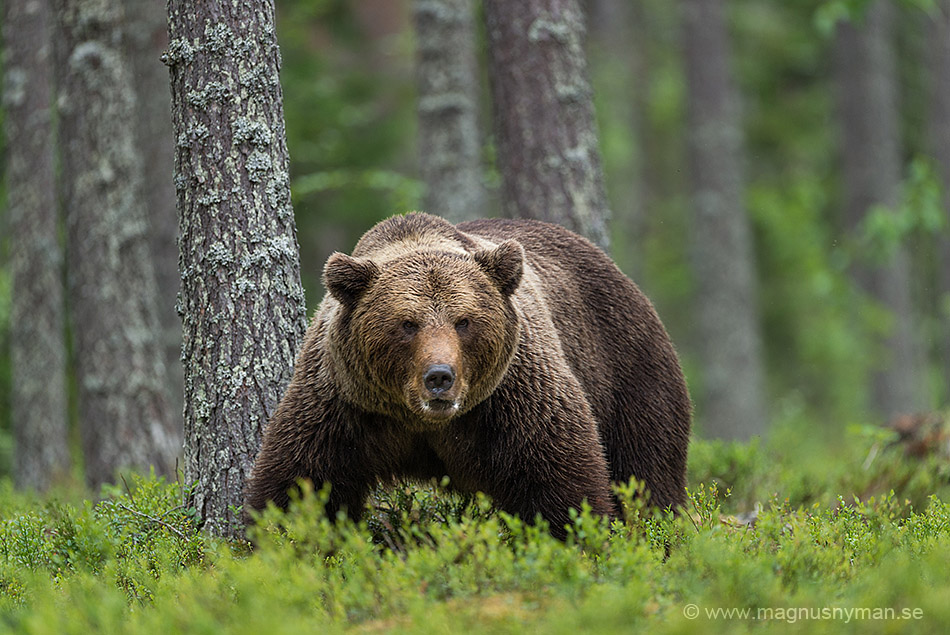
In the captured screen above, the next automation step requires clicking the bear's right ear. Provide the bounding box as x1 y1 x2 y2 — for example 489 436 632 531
474 239 524 297
323 253 379 305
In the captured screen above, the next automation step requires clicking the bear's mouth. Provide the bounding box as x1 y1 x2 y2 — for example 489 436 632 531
421 398 459 419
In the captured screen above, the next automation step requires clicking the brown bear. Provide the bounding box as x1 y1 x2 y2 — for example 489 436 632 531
245 213 691 538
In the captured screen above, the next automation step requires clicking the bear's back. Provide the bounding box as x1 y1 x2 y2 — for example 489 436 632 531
459 217 691 508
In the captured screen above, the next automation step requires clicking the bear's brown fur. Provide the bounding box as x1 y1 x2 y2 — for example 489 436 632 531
245 213 691 537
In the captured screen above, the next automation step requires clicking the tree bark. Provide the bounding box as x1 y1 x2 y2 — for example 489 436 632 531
3 0 71 490
928 0 950 389
166 0 308 538
483 0 612 251
54 0 180 488
682 0 768 439
126 0 183 423
834 0 924 418
586 0 649 277
414 0 485 223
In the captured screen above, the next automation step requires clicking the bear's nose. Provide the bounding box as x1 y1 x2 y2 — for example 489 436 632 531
424 364 455 395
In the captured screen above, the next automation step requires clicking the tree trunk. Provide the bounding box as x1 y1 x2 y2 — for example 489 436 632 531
682 0 768 439
414 0 485 223
929 0 950 390
586 0 648 277
54 0 180 488
3 0 71 490
834 0 924 418
126 0 183 423
483 0 612 251
166 0 308 538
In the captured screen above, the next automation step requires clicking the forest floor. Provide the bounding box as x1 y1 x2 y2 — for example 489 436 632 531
1 414 949 634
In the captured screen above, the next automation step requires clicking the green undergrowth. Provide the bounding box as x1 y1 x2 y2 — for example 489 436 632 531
1 420 950 634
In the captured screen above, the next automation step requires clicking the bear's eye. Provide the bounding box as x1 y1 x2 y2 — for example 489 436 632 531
455 318 470 333
401 320 419 336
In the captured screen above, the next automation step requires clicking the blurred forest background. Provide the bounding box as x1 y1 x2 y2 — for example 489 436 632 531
0 0 948 488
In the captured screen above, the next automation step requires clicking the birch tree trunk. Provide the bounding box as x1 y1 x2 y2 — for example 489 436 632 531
414 0 485 223
126 0 183 422
682 0 768 439
483 0 612 251
3 0 71 489
166 0 308 538
834 0 924 418
55 0 180 488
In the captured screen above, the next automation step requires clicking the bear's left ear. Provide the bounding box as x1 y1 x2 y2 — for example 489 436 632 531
323 252 380 305
474 239 524 297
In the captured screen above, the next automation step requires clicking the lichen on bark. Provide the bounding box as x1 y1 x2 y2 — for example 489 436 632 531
414 0 485 223
483 0 611 250
55 0 181 487
4 0 71 490
167 1 307 538
127 0 184 423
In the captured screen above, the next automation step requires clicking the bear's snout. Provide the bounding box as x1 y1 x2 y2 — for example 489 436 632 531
424 364 455 396
413 328 464 422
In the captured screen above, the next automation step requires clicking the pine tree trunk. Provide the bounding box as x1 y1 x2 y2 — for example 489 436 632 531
126 0 183 423
414 0 485 223
929 0 950 389
682 0 768 439
483 0 612 251
587 0 649 277
166 0 308 538
834 0 924 418
55 0 180 488
3 0 71 489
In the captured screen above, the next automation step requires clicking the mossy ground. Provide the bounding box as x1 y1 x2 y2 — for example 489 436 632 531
1 418 949 634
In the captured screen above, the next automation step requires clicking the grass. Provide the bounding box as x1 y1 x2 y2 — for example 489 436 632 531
1 417 949 634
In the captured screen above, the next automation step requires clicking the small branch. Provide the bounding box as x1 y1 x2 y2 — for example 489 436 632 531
120 474 135 504
686 496 703 533
116 502 187 540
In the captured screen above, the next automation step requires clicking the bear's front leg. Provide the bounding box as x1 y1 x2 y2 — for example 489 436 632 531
492 430 617 540
244 380 375 524
444 385 617 540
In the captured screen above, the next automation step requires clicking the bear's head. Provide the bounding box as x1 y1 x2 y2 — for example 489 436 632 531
323 240 524 428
